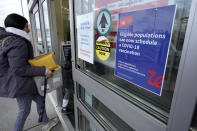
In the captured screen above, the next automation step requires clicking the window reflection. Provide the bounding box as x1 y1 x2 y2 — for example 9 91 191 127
78 85 135 131
35 12 44 54
42 0 52 52
78 109 97 131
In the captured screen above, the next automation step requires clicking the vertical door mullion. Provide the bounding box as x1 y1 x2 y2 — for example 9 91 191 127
69 0 79 130
168 0 197 130
74 83 79 131
69 0 76 67
47 0 60 64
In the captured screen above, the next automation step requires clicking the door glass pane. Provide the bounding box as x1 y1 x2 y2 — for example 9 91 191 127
78 85 135 131
78 109 97 131
42 0 52 52
34 11 44 54
74 0 192 122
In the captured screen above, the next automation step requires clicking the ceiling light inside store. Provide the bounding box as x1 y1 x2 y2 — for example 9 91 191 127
94 8 99 11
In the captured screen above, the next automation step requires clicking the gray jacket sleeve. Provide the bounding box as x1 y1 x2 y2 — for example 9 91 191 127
7 39 46 77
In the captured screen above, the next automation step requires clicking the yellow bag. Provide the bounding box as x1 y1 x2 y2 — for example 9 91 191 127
28 52 60 70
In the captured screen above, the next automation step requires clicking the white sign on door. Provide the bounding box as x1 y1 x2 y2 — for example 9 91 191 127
77 12 94 64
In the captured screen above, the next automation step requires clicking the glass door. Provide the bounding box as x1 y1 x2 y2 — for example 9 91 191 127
69 0 197 130
77 84 135 131
78 109 97 131
74 0 193 120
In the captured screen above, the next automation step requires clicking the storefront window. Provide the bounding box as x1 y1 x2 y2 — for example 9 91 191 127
62 0 70 42
42 0 52 52
74 0 192 122
54 0 70 44
34 11 44 54
78 85 135 131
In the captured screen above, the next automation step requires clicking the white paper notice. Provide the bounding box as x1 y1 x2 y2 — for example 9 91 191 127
77 12 94 64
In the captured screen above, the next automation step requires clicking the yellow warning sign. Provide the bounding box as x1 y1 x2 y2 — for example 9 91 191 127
96 36 110 61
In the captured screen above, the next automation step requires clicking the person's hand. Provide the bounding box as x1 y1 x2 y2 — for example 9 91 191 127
45 69 54 78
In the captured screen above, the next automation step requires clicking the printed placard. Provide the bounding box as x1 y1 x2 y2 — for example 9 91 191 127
115 5 176 96
77 12 94 64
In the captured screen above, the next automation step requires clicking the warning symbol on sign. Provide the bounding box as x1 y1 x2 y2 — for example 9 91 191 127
96 9 112 36
96 36 111 61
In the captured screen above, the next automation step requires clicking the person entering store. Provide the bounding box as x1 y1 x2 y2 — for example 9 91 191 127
0 13 58 131
61 45 74 114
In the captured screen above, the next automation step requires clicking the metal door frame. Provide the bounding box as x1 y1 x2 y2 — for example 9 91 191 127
75 95 107 131
29 3 41 56
69 0 197 130
168 0 197 130
30 2 47 56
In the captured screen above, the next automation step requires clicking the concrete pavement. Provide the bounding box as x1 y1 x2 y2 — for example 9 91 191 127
0 95 64 131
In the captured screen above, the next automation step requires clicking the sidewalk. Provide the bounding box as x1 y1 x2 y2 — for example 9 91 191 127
0 94 64 131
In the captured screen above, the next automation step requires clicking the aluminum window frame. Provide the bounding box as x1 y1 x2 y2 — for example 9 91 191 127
28 0 60 60
40 0 52 53
76 96 107 131
39 0 60 63
30 0 47 56
32 3 45 56
37 1 48 54
168 0 197 130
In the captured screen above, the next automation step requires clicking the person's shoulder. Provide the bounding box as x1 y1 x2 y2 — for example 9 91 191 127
0 27 9 39
0 35 18 51
12 35 30 47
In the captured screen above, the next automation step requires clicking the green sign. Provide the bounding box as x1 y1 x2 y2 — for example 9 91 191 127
96 9 112 36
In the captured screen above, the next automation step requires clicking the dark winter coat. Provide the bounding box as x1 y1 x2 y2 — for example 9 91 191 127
0 27 45 98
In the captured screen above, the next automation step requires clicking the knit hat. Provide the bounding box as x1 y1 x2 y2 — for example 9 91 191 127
4 13 28 30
